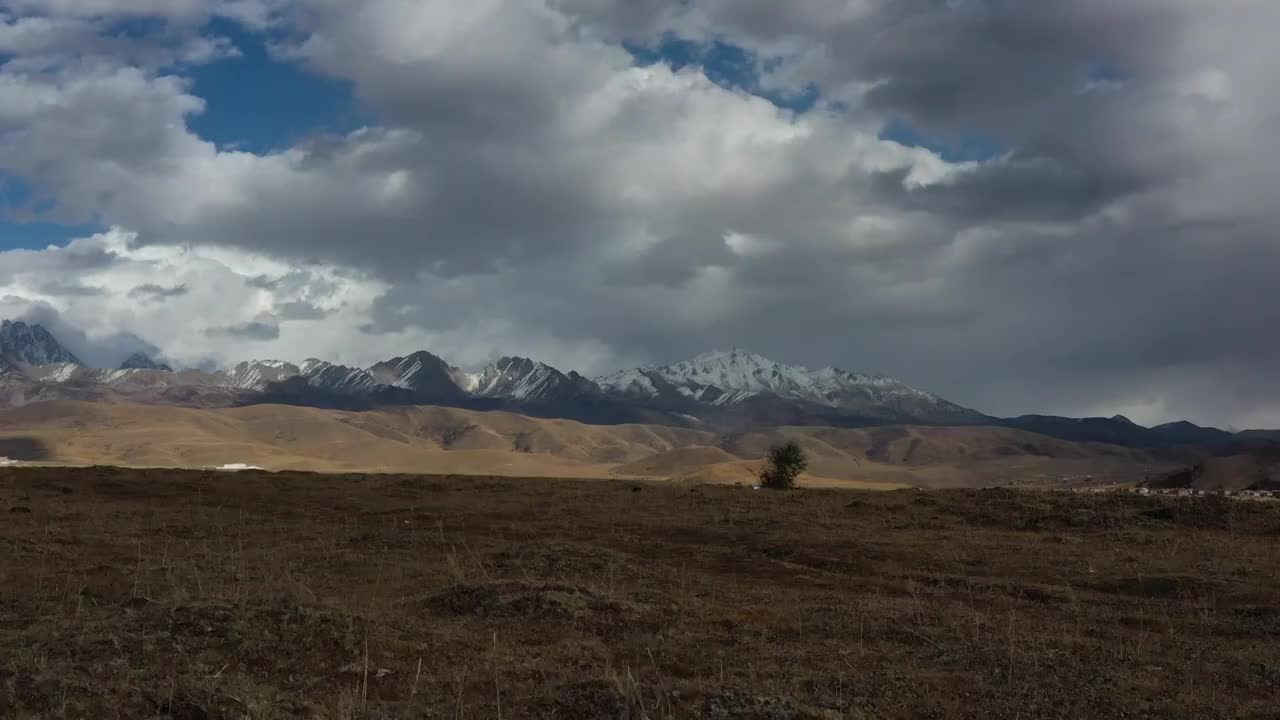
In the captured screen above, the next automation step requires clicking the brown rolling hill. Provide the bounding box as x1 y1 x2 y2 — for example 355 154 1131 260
613 446 741 476
1147 446 1280 491
0 400 1174 488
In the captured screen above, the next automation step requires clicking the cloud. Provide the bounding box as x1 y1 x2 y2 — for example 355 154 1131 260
0 11 242 71
204 318 280 341
29 278 104 297
0 1 1276 428
0 228 621 374
1 1 281 31
3 299 161 368
275 300 330 321
128 283 189 302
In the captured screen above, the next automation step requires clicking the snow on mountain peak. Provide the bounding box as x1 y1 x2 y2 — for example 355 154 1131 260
299 358 378 394
366 351 468 400
686 348 777 367
225 359 302 390
594 367 659 397
669 349 811 396
0 316 974 424
593 348 964 420
0 322 982 425
465 356 598 403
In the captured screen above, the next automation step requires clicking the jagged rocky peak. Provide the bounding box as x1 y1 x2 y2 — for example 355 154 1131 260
120 352 173 372
299 358 377 394
465 356 600 403
667 349 814 393
368 350 466 398
683 348 777 370
0 319 81 366
598 348 828 403
593 348 983 423
225 359 302 390
668 349 905 395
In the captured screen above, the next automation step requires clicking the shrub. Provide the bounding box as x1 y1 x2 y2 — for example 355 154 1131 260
759 442 807 490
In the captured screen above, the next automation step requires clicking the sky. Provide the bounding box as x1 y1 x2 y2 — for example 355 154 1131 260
0 1 1278 429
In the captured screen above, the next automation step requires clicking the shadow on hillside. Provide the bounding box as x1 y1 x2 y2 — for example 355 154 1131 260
0 436 51 461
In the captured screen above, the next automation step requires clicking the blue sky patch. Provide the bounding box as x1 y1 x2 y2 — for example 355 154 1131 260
0 17 370 250
0 221 103 251
879 118 1004 163
186 19 372 153
627 35 819 113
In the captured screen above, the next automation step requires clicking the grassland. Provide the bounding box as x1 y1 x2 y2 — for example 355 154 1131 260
0 400 1168 489
2 467 1278 718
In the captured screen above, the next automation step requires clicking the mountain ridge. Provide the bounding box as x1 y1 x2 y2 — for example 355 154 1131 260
0 320 81 367
596 348 984 423
0 319 1262 449
120 352 172 372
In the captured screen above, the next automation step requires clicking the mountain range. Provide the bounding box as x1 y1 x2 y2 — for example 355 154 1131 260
0 319 1259 450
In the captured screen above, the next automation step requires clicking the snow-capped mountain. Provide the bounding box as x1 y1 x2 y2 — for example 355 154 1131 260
120 352 172 372
596 349 984 423
367 351 467 401
31 364 130 386
465 357 601 404
299 359 378 395
0 327 983 426
598 349 805 405
0 322 982 427
0 319 1258 446
627 350 823 404
225 359 302 390
0 320 80 366
27 363 223 388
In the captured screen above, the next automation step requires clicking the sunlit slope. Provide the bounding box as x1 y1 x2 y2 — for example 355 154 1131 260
0 401 1165 487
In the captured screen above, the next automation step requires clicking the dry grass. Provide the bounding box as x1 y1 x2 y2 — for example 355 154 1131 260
2 466 1278 718
0 400 1168 487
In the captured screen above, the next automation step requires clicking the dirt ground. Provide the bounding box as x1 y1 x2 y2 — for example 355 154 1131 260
1 467 1278 719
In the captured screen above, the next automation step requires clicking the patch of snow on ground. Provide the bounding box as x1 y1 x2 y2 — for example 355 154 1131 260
0 457 18 466
214 463 264 471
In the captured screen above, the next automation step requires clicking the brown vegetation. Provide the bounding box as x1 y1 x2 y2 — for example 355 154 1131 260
2 467 1278 718
1149 447 1280 491
0 401 1172 488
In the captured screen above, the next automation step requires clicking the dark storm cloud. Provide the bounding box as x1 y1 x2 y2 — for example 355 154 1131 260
535 0 1280 427
144 130 616 282
603 233 737 288
338 0 1279 428
873 154 1145 223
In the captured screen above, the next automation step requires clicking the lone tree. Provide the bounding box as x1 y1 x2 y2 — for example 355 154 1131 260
759 441 808 490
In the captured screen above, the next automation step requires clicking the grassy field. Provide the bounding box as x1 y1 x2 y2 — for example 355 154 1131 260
0 400 1167 488
2 467 1278 719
